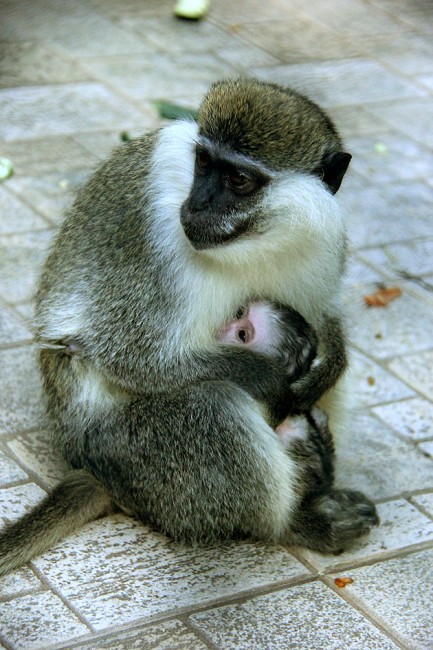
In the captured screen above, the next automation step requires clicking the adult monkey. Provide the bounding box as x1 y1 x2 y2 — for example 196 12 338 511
0 79 378 576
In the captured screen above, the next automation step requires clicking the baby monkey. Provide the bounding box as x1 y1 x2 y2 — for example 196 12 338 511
220 301 321 441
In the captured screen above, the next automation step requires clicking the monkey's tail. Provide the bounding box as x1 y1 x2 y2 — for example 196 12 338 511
0 470 113 577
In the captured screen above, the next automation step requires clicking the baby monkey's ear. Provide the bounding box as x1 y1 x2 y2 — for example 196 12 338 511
318 151 352 194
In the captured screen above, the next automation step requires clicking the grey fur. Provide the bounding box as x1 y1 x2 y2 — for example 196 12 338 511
0 78 377 577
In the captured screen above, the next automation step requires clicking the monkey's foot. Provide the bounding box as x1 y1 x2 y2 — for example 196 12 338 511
290 488 379 554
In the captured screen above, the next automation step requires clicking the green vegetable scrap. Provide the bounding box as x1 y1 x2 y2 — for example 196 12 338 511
154 101 198 121
374 142 388 155
174 0 211 20
0 157 14 181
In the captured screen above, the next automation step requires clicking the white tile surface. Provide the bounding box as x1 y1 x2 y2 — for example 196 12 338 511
73 620 208 649
389 350 433 400
0 566 42 599
372 397 433 441
335 410 433 499
335 549 433 649
0 482 47 525
0 450 29 485
0 591 90 650
8 429 68 488
0 347 46 435
346 350 415 407
190 581 398 649
33 515 310 630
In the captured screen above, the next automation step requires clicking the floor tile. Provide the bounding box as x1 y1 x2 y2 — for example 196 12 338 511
330 105 392 138
340 182 433 248
73 620 208 650
120 15 239 56
32 515 310 630
190 581 398 649
0 231 53 303
376 31 433 75
71 131 131 161
335 549 433 649
0 0 432 647
0 482 47 526
8 429 69 488
0 41 90 88
0 347 46 435
251 59 428 108
358 239 433 277
209 0 294 23
0 186 49 234
234 19 360 64
345 284 433 359
418 441 433 458
81 53 237 103
0 450 29 485
300 0 403 34
335 410 433 499
0 591 90 650
0 304 32 345
343 257 385 290
0 565 42 599
365 99 433 149
372 397 433 442
346 133 433 183
416 73 433 93
0 83 148 142
412 493 433 517
215 42 280 69
346 350 415 408
370 0 433 35
0 135 100 176
389 350 433 400
0 1 153 57
7 170 91 223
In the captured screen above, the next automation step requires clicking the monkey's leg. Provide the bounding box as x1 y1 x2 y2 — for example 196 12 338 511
0 470 113 577
285 408 379 553
62 385 377 552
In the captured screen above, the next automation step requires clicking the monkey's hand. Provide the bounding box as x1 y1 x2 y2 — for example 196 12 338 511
286 312 347 413
274 304 318 384
284 408 379 553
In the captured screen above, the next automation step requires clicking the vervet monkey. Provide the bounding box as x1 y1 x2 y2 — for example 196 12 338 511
0 78 378 577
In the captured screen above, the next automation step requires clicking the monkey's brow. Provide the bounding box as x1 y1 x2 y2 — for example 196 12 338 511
195 137 275 178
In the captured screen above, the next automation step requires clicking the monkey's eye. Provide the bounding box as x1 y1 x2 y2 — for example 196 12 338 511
225 169 256 195
196 150 212 172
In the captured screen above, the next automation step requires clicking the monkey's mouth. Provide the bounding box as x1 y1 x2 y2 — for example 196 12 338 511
180 205 252 250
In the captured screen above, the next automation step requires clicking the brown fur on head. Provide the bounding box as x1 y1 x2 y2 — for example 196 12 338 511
197 78 343 171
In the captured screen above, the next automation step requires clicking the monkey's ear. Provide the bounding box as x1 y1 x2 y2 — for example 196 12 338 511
319 152 352 194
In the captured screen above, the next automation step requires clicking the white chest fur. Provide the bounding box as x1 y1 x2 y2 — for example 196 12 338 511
148 120 346 350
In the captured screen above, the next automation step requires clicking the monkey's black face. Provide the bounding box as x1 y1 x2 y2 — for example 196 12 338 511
180 145 270 250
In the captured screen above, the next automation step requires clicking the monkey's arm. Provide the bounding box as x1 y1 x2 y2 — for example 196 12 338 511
287 312 347 412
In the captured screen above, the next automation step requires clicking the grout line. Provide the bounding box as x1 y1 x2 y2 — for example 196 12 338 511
319 574 410 649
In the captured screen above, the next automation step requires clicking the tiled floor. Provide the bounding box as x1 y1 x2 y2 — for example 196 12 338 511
0 0 432 648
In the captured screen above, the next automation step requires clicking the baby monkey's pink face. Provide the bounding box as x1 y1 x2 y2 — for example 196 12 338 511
219 301 324 445
219 302 285 355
